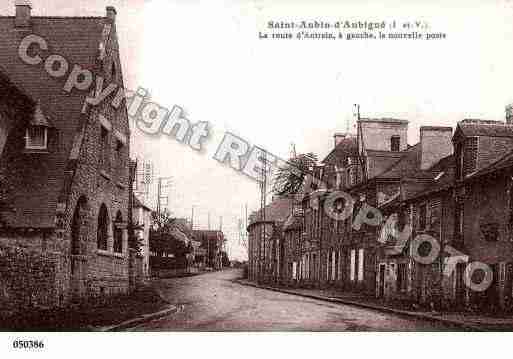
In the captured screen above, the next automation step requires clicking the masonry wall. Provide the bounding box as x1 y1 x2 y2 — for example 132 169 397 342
61 21 131 299
0 232 68 314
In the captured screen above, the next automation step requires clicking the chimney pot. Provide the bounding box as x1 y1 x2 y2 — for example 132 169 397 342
506 105 513 124
106 6 117 22
333 133 347 148
15 0 32 28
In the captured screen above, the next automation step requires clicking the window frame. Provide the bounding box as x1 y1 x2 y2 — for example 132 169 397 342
25 126 48 150
390 135 400 152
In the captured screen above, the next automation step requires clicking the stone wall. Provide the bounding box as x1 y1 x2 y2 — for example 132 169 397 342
0 238 67 315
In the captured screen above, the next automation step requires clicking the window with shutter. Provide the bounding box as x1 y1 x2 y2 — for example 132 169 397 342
463 137 478 176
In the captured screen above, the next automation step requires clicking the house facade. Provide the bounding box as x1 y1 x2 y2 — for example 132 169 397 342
0 3 131 312
133 196 152 279
248 114 513 312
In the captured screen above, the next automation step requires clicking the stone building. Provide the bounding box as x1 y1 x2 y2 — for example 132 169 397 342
451 119 513 311
255 113 513 313
132 196 152 279
247 196 293 283
0 3 131 312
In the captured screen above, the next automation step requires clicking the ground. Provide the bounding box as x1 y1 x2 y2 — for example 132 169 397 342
127 268 461 331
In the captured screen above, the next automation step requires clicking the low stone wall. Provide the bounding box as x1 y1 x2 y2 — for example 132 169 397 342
0 244 67 314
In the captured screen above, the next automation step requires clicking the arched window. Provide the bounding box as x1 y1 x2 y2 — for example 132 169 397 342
113 211 123 253
97 204 109 250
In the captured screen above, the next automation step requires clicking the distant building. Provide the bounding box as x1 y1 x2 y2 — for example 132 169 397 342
192 230 225 270
132 196 152 279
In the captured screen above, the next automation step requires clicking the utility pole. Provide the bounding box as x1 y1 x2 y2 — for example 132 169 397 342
156 176 172 220
208 212 211 230
156 177 161 219
191 206 195 230
353 103 368 181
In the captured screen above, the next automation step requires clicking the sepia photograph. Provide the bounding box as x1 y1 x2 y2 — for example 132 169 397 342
1 0 513 356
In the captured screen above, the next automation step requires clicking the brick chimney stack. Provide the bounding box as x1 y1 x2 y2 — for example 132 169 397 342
333 133 347 148
506 104 513 124
106 6 117 23
15 0 32 28
420 126 453 170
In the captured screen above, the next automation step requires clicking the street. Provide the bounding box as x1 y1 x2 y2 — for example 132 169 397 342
127 269 460 331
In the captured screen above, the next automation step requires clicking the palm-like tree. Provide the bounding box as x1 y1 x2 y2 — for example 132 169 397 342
272 152 318 196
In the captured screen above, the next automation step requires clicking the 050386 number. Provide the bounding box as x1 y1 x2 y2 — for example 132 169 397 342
12 339 44 349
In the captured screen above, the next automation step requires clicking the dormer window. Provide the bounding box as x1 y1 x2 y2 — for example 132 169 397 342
25 125 48 150
462 137 478 176
25 102 51 152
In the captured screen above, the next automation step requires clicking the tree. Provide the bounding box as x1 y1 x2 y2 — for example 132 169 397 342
149 209 193 268
272 152 318 196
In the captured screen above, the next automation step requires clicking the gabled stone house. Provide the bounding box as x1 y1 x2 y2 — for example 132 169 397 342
0 3 131 312
452 119 513 311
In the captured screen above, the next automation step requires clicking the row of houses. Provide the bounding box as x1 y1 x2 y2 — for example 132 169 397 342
248 113 513 312
0 3 155 314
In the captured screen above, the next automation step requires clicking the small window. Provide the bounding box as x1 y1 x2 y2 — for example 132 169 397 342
113 212 123 253
391 136 400 152
25 126 48 150
463 137 478 176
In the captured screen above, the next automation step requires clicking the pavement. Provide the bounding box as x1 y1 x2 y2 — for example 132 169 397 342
122 268 468 331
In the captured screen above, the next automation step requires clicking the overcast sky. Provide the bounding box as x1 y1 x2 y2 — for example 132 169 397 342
3 0 513 260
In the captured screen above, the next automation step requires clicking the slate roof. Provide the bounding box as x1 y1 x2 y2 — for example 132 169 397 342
250 196 294 225
373 144 425 179
402 155 455 201
366 149 406 179
322 136 357 164
457 122 513 138
0 15 107 227
467 148 513 180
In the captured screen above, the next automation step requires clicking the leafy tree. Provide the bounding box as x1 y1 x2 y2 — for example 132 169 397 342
272 152 318 196
149 209 193 261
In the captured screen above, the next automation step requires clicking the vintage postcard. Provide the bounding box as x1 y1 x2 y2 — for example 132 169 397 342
0 0 512 357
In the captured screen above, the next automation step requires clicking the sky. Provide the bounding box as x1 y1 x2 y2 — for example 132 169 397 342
3 0 513 260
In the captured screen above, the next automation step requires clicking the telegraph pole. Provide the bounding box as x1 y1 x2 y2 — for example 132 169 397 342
156 177 161 219
191 206 195 230
156 176 172 221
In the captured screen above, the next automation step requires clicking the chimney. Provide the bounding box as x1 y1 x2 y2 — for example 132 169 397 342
333 133 347 148
15 0 32 28
420 126 453 170
106 6 117 23
506 104 513 124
